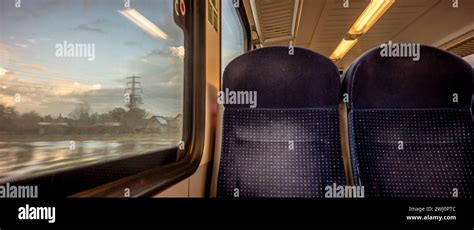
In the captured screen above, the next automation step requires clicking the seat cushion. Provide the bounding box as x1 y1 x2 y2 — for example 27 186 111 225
349 109 474 198
217 108 345 197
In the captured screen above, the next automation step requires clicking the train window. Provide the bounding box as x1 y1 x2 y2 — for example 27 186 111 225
0 0 183 181
221 0 247 76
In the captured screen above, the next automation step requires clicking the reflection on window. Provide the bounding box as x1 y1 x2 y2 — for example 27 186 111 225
222 0 245 76
0 0 183 180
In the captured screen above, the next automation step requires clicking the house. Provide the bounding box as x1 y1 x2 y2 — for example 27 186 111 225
145 116 169 133
168 114 182 132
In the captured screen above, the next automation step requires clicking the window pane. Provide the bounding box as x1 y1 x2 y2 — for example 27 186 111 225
222 0 245 76
0 0 183 180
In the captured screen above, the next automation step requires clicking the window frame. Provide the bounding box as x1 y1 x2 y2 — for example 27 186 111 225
1 0 207 198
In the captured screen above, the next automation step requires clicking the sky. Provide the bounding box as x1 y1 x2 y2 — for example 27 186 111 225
221 0 245 76
0 0 184 118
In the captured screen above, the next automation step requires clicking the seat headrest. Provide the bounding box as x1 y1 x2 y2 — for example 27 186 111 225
222 46 340 109
344 44 473 109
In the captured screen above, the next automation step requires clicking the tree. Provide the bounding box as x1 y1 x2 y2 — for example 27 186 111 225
98 113 113 123
108 107 127 122
68 103 91 120
43 115 53 122
0 104 19 132
18 111 42 132
89 112 99 124
123 108 147 132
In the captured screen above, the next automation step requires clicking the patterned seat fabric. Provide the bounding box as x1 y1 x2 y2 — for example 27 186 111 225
217 47 345 198
345 45 474 198
350 109 473 197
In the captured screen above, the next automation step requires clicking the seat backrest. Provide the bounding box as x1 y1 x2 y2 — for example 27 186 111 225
216 47 345 197
344 45 473 198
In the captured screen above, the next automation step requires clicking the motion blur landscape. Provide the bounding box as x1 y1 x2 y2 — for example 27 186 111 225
0 0 183 180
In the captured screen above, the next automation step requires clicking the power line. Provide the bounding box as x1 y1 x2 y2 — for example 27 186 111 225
124 75 143 109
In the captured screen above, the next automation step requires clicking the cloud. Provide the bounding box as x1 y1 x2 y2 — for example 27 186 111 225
139 47 184 86
19 63 49 73
124 41 142 47
144 48 169 58
0 67 7 76
73 24 104 33
12 62 65 77
143 46 185 61
72 18 112 34
14 43 29 49
170 46 185 59
0 43 20 62
0 71 105 115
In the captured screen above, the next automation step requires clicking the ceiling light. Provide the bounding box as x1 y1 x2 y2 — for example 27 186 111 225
348 0 395 36
329 0 395 62
330 39 358 61
118 9 168 40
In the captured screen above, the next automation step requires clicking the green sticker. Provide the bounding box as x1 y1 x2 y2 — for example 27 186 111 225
208 2 213 23
207 0 218 32
213 10 218 31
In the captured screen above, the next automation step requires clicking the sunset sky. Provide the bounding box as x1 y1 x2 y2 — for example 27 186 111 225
0 0 184 117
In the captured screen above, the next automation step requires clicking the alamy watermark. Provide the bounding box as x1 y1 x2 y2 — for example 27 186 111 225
0 183 38 198
217 88 258 108
325 183 364 198
55 40 95 61
18 204 55 223
380 41 420 61
0 183 55 223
